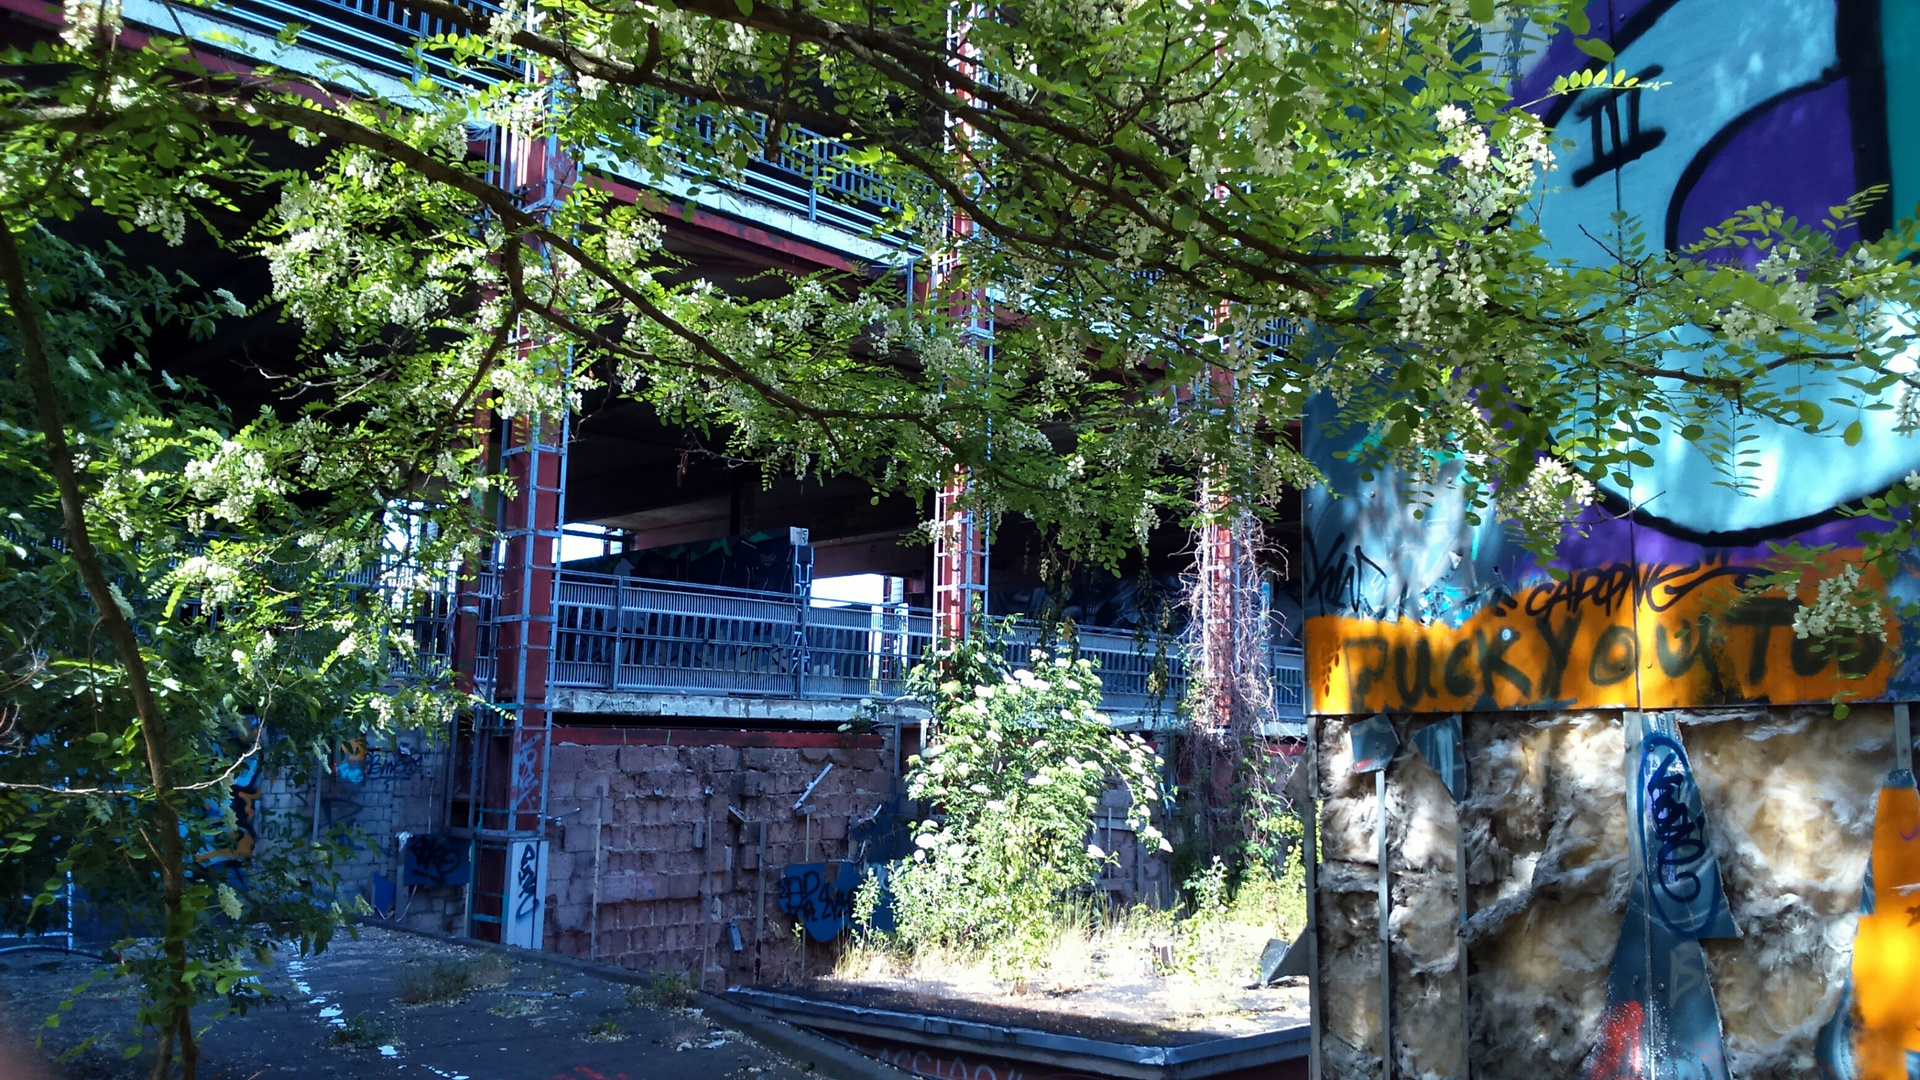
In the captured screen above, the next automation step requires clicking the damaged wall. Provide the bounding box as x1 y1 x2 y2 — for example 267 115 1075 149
1312 705 1891 1080
535 727 898 988
253 734 466 935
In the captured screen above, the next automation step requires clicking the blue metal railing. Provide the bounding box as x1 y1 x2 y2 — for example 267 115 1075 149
145 0 910 236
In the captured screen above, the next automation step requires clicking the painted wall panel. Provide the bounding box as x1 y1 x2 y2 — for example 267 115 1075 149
1304 0 1920 714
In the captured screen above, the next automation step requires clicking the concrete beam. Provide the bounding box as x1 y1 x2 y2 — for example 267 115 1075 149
550 689 928 724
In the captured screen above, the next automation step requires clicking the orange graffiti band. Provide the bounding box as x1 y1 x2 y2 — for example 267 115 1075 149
1307 555 1893 713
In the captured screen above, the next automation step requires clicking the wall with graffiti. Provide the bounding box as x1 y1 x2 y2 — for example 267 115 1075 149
1302 0 1920 715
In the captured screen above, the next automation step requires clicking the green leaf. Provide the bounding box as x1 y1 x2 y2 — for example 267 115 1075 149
1468 0 1495 22
1575 38 1616 62
1844 419 1864 446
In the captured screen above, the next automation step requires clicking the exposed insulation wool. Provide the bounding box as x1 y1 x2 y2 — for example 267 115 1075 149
1685 707 1885 1078
1460 713 1627 1080
1313 706 1888 1080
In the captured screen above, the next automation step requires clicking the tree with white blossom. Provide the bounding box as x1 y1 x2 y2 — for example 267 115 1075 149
9 0 1920 1072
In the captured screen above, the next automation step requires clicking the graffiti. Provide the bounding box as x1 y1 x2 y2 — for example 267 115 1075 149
1520 0 1920 534
512 733 543 815
1571 65 1667 187
1815 768 1920 1079
365 749 426 781
777 861 861 942
1643 755 1708 908
516 843 541 919
198 716 264 865
402 834 470 887
1632 730 1734 936
1304 1 1920 714
1306 542 1896 713
845 1037 1028 1080
199 726 265 864
1583 714 1736 1080
503 839 547 949
334 739 368 784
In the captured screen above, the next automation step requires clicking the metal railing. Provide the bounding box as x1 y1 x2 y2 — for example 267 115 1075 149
141 0 910 236
533 569 1305 720
633 95 914 237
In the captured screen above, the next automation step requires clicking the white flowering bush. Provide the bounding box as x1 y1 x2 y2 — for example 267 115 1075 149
885 627 1166 979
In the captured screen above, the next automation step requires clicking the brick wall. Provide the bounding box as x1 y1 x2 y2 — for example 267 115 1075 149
536 727 897 989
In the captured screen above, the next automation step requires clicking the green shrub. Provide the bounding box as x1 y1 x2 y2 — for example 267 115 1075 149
885 627 1167 979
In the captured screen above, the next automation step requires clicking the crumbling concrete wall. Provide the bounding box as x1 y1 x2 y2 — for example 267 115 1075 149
536 729 897 987
1313 706 1890 1080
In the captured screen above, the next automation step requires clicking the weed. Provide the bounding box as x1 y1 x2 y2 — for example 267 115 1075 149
488 996 542 1019
396 952 514 1006
468 954 512 987
398 960 474 1005
323 1014 397 1052
626 970 695 1009
585 1015 627 1043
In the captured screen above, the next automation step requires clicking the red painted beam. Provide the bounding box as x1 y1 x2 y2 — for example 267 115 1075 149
585 175 871 274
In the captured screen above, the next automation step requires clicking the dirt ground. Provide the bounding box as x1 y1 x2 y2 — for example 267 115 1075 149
0 926 816 1080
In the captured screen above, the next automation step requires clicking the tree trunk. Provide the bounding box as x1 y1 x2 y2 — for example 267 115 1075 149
0 226 196 1078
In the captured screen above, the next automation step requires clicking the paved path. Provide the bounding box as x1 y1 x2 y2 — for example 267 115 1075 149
0 927 817 1080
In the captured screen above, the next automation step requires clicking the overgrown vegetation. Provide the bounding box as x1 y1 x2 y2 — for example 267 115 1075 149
879 627 1167 980
321 1014 397 1052
11 0 1920 1071
626 970 696 1010
845 623 1309 998
396 956 510 1006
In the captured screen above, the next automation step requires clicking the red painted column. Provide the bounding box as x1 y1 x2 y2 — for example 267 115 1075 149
933 469 988 642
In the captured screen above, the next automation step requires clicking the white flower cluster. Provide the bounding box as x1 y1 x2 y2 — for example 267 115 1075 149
60 0 120 48
1502 458 1596 542
1717 303 1779 347
1396 245 1488 343
183 439 283 526
1792 564 1887 642
133 196 186 246
168 555 247 606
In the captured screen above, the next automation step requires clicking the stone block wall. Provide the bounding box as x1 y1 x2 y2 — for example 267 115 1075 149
535 727 899 988
1311 706 1891 1080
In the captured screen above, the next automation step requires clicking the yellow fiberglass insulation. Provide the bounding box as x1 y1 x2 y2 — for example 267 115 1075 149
1311 706 1889 1080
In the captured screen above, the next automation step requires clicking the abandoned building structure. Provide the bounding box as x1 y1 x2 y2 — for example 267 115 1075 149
0 0 1310 994
9 0 1920 1078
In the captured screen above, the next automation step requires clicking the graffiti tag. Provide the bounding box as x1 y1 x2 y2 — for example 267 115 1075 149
778 861 860 942
516 842 541 919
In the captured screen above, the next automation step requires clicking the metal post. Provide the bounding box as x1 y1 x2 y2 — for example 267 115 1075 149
589 788 604 959
609 575 624 691
1377 766 1392 1080
1898 703 1913 774
791 528 813 696
1305 719 1323 1080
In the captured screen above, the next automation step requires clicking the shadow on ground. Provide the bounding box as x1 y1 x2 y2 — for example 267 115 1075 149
0 927 810 1080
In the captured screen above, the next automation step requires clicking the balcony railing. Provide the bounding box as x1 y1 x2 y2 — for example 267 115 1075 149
141 0 910 238
537 569 1305 721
